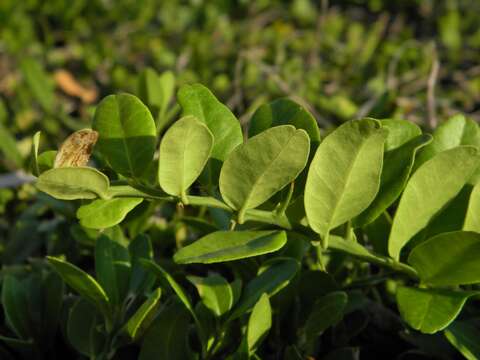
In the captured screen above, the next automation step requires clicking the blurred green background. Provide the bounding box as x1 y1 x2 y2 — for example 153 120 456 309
0 0 479 171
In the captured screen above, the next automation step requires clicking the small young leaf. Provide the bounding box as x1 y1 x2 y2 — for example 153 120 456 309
2 276 31 339
31 131 41 176
304 292 348 342
37 150 57 173
159 116 213 201
220 125 310 222
93 93 156 178
380 118 422 151
249 98 320 144
230 258 299 319
174 230 287 264
187 274 233 317
247 293 272 354
36 167 110 200
47 256 110 316
123 288 162 341
178 83 242 162
445 321 480 360
77 198 143 229
389 146 480 260
305 119 386 246
396 286 477 334
408 231 480 286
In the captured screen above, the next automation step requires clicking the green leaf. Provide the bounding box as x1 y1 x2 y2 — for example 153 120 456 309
305 119 386 246
37 150 57 173
178 83 242 162
31 131 41 176
159 116 213 201
187 274 233 317
304 291 348 342
47 256 110 316
389 146 480 260
123 288 162 341
20 58 55 112
93 93 156 178
67 299 101 357
220 125 310 222
95 235 123 305
247 293 272 354
396 286 476 334
380 118 422 151
2 276 31 339
36 167 110 200
129 234 155 296
43 271 64 346
408 231 480 286
464 181 480 232
445 321 480 360
174 230 287 264
249 98 320 144
415 115 480 172
139 301 192 360
230 258 299 319
140 260 197 318
355 134 432 226
77 198 143 229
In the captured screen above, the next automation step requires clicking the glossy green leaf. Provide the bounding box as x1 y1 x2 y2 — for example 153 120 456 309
230 258 299 319
464 181 480 232
174 230 287 264
305 119 386 246
304 292 348 342
47 256 110 316
178 83 242 161
129 234 155 296
415 115 480 171
36 167 110 200
389 146 480 260
124 288 162 341
247 293 272 354
249 98 320 143
380 118 422 151
67 299 100 357
408 231 480 286
139 301 192 360
2 276 31 339
158 116 213 201
396 286 476 334
220 125 310 222
445 321 480 360
93 93 156 178
77 198 143 229
138 68 174 111
187 274 233 317
355 134 432 226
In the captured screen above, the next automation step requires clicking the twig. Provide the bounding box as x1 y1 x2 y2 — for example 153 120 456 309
427 52 440 130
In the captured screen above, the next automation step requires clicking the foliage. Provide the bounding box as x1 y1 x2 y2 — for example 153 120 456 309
1 1 480 359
